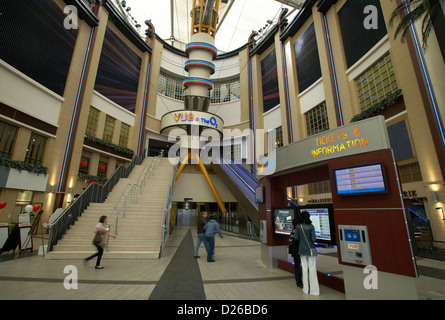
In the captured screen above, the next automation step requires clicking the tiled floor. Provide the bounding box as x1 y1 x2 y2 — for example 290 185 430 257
0 226 444 300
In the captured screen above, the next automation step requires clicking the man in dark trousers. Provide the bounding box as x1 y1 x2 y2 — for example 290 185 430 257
194 211 209 258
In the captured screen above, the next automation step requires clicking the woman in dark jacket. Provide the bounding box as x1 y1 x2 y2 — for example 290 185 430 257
289 218 303 288
294 211 319 295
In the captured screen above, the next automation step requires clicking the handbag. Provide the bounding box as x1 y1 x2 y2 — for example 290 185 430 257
92 232 102 246
300 224 317 256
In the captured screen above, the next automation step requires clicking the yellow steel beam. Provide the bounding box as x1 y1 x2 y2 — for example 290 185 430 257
175 151 190 181
193 153 227 213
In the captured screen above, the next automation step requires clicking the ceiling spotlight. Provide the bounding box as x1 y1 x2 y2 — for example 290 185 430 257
121 1 126 7
126 7 131 12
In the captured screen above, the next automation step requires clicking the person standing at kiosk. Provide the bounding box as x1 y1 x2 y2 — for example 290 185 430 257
295 211 319 295
289 218 303 289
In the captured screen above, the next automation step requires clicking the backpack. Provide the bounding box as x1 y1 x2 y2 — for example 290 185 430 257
288 229 299 256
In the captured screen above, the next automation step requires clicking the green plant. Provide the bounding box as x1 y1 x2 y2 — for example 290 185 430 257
78 172 108 185
84 134 134 155
390 0 444 50
0 157 48 175
351 89 403 122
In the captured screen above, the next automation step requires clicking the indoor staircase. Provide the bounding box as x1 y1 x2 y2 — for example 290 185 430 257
45 157 175 260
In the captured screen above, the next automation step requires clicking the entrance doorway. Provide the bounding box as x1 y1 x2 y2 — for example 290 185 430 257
177 209 196 226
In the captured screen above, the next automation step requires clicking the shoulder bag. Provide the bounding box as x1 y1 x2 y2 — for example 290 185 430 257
300 224 317 256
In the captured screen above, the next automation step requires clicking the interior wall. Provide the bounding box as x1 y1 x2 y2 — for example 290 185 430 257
173 168 237 203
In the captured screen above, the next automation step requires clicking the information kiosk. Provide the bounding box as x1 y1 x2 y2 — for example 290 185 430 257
258 116 418 299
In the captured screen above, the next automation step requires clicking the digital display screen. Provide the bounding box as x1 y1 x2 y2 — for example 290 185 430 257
95 27 142 113
334 163 388 196
255 185 263 203
338 0 388 68
0 0 78 97
344 229 361 242
261 49 280 113
298 204 336 245
273 208 295 235
294 23 322 93
306 208 332 242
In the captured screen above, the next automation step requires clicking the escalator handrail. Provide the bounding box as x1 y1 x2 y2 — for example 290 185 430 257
220 157 255 194
231 162 258 188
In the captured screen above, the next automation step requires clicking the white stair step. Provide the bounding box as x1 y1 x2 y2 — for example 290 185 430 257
45 251 160 260
53 244 161 252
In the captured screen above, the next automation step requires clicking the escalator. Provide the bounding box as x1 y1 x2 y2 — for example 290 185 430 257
212 158 259 235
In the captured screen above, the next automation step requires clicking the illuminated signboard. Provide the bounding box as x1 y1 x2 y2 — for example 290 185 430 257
311 128 369 158
272 116 390 176
160 110 224 136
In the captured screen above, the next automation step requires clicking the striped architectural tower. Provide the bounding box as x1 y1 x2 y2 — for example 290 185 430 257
161 0 227 213
179 0 227 213
183 0 220 112
161 0 223 134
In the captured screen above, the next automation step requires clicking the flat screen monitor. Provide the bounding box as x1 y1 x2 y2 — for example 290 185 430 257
333 162 388 196
273 207 296 235
298 204 335 245
255 185 263 203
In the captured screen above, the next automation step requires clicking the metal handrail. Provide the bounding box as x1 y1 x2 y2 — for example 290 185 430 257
134 156 158 192
159 165 178 258
107 156 161 242
161 165 177 229
107 184 139 228
106 184 140 251
107 183 137 229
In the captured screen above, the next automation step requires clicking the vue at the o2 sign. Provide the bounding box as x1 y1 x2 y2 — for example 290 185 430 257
161 110 224 136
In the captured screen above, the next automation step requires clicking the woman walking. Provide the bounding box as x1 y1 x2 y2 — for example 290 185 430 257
85 215 116 269
294 211 319 295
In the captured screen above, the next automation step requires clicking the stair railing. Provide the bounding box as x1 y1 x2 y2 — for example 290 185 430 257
159 165 177 258
134 156 160 194
105 184 140 251
106 156 161 250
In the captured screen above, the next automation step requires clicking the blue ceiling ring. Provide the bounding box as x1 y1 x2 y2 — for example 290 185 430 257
185 42 218 59
183 77 214 90
184 60 216 74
